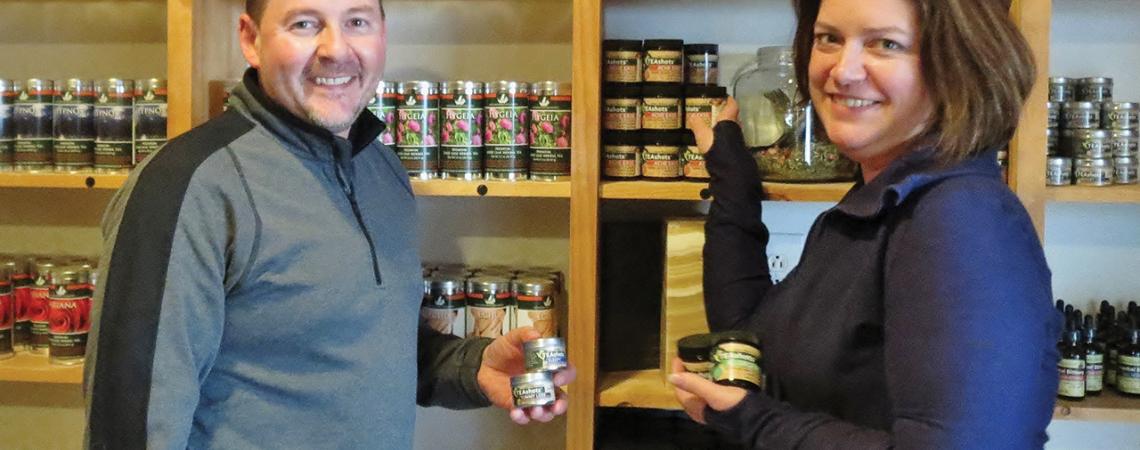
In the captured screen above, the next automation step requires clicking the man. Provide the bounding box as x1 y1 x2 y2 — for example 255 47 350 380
83 0 573 447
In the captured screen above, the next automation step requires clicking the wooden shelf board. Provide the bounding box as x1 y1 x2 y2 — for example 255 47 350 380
599 181 852 202
598 369 681 410
0 172 128 190
1046 184 1140 203
411 179 570 198
0 352 84 385
1054 391 1140 423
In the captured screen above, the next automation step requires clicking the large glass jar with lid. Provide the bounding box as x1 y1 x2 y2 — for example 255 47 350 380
732 46 856 182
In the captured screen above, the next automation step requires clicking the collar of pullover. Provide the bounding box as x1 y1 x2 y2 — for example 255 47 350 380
831 146 1002 219
229 68 385 163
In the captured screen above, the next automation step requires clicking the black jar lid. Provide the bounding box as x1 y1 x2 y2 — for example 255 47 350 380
604 130 641 146
604 39 644 52
644 39 684 50
714 330 762 349
684 44 719 54
642 84 684 98
685 85 727 98
604 83 642 98
642 130 682 145
677 333 716 362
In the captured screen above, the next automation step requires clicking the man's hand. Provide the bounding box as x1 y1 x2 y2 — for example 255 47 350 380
668 357 747 424
687 97 740 154
477 327 576 424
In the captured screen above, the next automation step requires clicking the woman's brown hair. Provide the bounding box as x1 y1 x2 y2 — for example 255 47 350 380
792 0 1035 164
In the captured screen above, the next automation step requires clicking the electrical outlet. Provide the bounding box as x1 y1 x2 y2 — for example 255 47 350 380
767 232 805 284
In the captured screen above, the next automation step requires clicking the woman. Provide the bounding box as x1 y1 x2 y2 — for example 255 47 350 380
669 0 1061 448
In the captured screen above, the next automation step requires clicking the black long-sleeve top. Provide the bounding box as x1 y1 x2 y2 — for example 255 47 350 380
701 122 1062 449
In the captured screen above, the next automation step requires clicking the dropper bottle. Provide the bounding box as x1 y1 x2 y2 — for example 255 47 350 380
1083 315 1104 396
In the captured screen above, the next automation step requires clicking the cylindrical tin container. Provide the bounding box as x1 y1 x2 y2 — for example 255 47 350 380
1077 77 1112 103
678 333 716 379
1046 156 1073 186
642 131 682 180
1047 128 1058 156
524 337 567 372
1065 129 1110 159
528 81 572 181
369 81 398 146
94 79 135 173
0 261 14 359
0 79 15 171
1074 158 1113 186
684 85 726 130
515 277 557 338
439 81 484 180
483 81 530 181
13 79 55 171
511 372 556 408
1114 157 1138 185
466 276 513 339
422 275 466 339
28 260 55 354
133 78 168 165
641 84 683 130
682 132 709 180
52 79 96 172
9 256 33 350
1047 102 1060 129
1049 77 1073 103
1103 102 1138 131
603 40 643 84
643 39 685 84
47 266 92 365
396 81 440 180
710 332 764 391
603 131 641 179
684 44 719 85
1109 130 1138 158
1062 102 1100 130
603 84 642 131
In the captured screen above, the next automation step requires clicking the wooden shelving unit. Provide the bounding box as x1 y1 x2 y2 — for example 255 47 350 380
0 354 84 385
600 181 853 202
1055 391 1140 423
1047 185 1140 203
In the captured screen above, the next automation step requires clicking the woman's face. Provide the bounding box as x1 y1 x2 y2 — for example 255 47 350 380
808 0 934 179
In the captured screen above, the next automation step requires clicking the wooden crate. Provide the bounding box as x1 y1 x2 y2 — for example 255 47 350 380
660 219 711 382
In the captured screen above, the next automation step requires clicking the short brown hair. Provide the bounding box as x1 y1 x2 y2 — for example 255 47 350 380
792 0 1035 164
246 0 385 25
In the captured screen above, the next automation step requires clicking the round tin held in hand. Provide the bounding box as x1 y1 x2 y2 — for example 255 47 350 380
511 372 557 408
524 337 567 372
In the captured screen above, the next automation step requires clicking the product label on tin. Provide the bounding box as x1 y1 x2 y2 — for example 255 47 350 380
642 144 681 179
682 361 713 379
421 303 465 339
48 290 92 358
685 99 719 129
485 102 529 176
529 96 572 178
603 99 640 131
1111 135 1138 157
642 99 681 130
1119 355 1140 394
512 382 556 408
1104 111 1136 130
686 54 719 85
525 345 567 371
0 102 13 165
367 93 399 146
604 144 641 178
1075 164 1113 186
1047 106 1060 129
134 101 168 164
1063 109 1099 129
711 359 762 388
467 305 510 338
1046 164 1072 186
13 100 53 166
1116 163 1138 184
1078 84 1112 102
643 50 683 83
29 286 51 349
683 145 709 179
1086 353 1104 392
516 294 556 338
1049 83 1070 103
53 102 95 166
397 97 441 175
1057 358 1086 397
95 100 134 169
441 93 483 177
605 50 643 83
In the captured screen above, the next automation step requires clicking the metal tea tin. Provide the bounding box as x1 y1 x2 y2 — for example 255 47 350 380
524 337 567 372
440 81 484 180
682 132 709 179
1065 129 1110 159
369 81 398 146
643 39 685 84
1062 102 1100 130
603 131 641 179
94 79 135 173
1047 102 1060 129
1074 158 1113 186
1103 102 1138 131
603 40 643 84
1049 77 1072 103
422 275 466 339
0 261 13 359
511 372 556 408
684 85 726 130
684 44 719 85
28 260 56 354
1077 77 1112 103
133 78 168 165
1114 157 1138 185
603 84 642 131
515 277 557 339
13 79 55 171
0 80 18 171
1046 156 1073 186
642 131 682 180
529 81 572 181
47 266 92 365
52 79 95 171
641 84 683 130
1047 128 1058 156
396 81 440 180
466 276 513 339
1109 130 1138 157
677 333 717 379
483 81 531 181
710 332 764 391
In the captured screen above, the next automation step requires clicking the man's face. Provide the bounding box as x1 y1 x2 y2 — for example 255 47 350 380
239 0 386 137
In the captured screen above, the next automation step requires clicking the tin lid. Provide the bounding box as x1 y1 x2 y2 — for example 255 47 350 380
485 81 530 95
25 79 54 90
604 83 641 98
1072 129 1108 138
604 130 641 146
1111 129 1135 137
524 337 565 351
377 80 398 94
49 265 91 286
714 330 761 349
1063 101 1098 109
642 84 683 98
61 79 94 94
644 39 684 50
1075 158 1113 167
685 84 727 98
642 130 682 145
1047 156 1072 166
1049 77 1070 84
429 274 465 293
603 39 643 51
677 333 717 362
1080 77 1113 84
516 277 556 297
1047 101 1059 109
684 43 719 54
99 78 135 95
398 81 439 95
1105 102 1139 111
511 371 553 385
467 276 512 295
532 81 572 96
442 80 485 95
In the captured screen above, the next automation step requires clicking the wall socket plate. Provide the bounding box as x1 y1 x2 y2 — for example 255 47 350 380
767 232 806 284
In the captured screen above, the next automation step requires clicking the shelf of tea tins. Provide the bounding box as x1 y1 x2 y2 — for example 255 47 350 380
410 179 571 198
0 172 128 190
0 353 84 385
597 369 681 410
1046 184 1140 203
599 181 852 202
1054 390 1140 423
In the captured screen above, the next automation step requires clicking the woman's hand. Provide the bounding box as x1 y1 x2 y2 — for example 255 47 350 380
687 97 740 154
668 357 747 424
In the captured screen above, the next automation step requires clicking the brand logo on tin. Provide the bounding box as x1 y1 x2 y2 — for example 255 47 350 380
498 93 509 104
35 276 46 286
99 93 108 103
456 95 467 106
145 91 155 101
544 296 553 307
539 96 550 107
56 286 66 296
19 92 28 101
62 91 73 102
406 96 417 106
435 296 445 306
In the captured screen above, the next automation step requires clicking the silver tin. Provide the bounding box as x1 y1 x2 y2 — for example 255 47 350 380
439 81 485 181
53 78 96 172
1065 129 1110 159
465 276 514 338
1046 156 1073 186
396 81 440 180
1077 77 1113 103
1103 102 1138 130
1049 77 1073 103
94 78 135 173
524 337 568 372
1109 129 1138 157
528 81 572 181
13 78 55 171
133 78 168 165
1062 102 1100 129
1047 102 1060 129
1074 158 1113 186
1114 157 1138 185
1047 128 1058 156
511 371 556 408
483 81 531 181
46 265 92 366
422 275 466 339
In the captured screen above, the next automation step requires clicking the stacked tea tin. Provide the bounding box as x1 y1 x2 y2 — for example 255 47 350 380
420 263 562 340
1048 76 1139 186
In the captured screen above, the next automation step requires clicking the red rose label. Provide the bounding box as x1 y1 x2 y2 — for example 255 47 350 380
50 297 92 334
0 293 12 329
14 287 32 321
29 287 51 323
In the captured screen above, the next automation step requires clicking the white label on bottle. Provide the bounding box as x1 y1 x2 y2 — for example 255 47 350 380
1058 358 1086 397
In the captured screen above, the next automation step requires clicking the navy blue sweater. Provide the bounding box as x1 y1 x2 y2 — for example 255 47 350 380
702 122 1061 449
